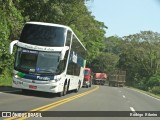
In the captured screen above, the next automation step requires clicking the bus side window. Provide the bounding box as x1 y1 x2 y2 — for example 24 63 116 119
57 50 69 74
65 30 72 46
67 62 80 76
67 62 74 75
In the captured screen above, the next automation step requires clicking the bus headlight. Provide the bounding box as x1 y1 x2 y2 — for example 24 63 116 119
54 76 61 82
14 75 20 79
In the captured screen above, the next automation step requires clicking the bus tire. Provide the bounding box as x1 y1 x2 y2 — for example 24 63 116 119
63 84 67 96
58 90 63 97
58 84 67 97
67 80 70 94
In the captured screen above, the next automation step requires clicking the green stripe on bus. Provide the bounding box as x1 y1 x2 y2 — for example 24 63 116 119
17 72 25 77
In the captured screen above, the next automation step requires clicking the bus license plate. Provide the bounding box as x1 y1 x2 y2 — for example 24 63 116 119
29 85 37 89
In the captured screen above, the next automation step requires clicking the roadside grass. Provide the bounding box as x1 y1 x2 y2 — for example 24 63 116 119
127 86 160 100
0 75 12 86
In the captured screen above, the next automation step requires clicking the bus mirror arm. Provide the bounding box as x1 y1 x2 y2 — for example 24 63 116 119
9 40 18 54
60 46 69 60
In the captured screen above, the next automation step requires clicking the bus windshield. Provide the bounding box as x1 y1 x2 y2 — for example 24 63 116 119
19 24 66 47
15 48 61 74
84 70 89 76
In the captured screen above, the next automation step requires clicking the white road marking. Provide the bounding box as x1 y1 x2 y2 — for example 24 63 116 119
126 87 160 101
130 107 136 112
122 95 126 98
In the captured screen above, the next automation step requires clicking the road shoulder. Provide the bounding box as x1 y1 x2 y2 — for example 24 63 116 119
126 86 160 101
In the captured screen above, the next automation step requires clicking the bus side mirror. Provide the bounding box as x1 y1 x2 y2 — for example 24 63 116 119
60 46 69 60
9 40 18 54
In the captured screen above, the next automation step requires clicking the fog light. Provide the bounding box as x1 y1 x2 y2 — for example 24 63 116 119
50 86 56 89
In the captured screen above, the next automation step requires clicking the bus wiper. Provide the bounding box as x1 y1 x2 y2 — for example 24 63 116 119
37 69 54 74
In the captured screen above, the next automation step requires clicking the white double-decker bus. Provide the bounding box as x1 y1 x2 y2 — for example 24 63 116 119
9 22 87 96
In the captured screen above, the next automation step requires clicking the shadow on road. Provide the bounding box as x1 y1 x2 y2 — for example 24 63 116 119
0 86 18 91
0 86 60 98
0 86 82 99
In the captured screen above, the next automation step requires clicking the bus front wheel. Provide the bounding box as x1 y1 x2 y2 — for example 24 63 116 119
63 84 67 95
58 84 67 97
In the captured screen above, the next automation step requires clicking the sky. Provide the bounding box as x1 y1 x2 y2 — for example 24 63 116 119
86 0 160 37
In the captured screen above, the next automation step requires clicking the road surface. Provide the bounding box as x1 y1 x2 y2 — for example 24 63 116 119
0 85 159 120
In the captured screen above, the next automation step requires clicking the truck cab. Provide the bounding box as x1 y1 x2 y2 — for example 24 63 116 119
83 68 92 88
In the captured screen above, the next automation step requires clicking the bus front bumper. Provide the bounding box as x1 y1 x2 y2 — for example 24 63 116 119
12 77 61 93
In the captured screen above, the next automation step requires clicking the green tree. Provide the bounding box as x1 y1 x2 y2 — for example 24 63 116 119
90 52 119 73
0 0 24 85
104 36 124 55
118 31 160 89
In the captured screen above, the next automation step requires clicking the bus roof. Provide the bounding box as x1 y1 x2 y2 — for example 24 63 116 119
85 68 91 71
26 22 87 51
26 22 72 30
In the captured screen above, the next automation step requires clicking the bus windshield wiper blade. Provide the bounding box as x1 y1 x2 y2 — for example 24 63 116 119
37 69 54 74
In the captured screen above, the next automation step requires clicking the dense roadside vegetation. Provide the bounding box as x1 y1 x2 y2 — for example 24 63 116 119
102 32 160 95
0 0 159 95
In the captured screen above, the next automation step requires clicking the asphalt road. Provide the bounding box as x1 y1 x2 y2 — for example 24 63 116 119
0 85 159 120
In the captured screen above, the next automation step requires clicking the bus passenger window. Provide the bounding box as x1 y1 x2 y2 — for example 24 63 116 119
56 50 69 74
66 30 72 46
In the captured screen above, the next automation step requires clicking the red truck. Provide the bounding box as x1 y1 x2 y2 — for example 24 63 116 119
93 73 107 85
83 68 92 88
